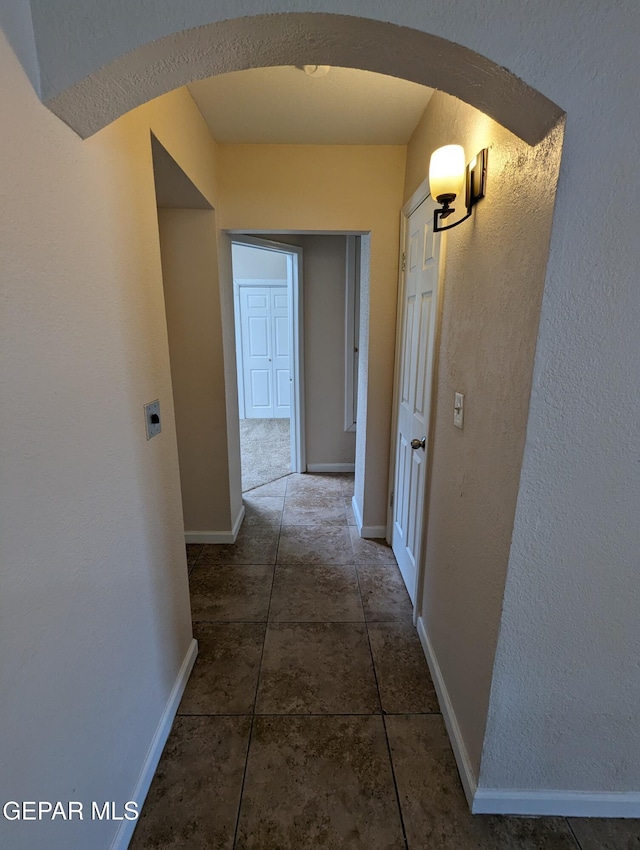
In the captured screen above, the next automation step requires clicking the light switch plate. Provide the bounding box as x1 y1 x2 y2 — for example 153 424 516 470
144 400 161 440
454 392 464 429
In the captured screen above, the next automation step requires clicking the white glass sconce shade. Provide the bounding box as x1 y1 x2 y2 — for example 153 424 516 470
429 145 466 201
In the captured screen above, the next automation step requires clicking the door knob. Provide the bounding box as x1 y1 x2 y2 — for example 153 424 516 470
410 437 426 451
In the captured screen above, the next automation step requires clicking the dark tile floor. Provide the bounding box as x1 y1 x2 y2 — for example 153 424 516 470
130 473 638 850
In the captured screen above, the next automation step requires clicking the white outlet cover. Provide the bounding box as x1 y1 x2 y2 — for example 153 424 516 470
454 392 464 429
144 400 161 440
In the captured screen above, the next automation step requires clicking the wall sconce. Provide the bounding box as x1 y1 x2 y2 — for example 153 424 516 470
429 145 488 233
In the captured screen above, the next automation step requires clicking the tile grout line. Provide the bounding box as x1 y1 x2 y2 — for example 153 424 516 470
176 710 442 717
354 565 410 850
185 477 424 848
188 543 203 575
565 818 584 850
230 481 283 850
380 711 410 850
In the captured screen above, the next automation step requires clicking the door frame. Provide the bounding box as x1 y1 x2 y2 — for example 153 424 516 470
230 234 306 474
344 235 360 433
387 178 446 619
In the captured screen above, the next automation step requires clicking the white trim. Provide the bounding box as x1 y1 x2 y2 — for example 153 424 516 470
307 463 355 473
351 494 364 533
226 229 365 237
351 496 386 538
386 210 409 541
288 249 306 473
344 235 359 433
233 283 246 420
361 525 387 539
185 505 245 544
416 616 478 808
110 638 198 850
417 616 640 819
234 278 287 288
472 789 640 818
404 176 432 218
230 234 297 251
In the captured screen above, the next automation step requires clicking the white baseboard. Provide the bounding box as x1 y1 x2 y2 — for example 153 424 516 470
472 788 640 818
416 617 478 807
350 495 386 539
360 524 387 539
415 620 640 818
306 463 355 473
233 504 246 539
110 638 198 850
351 495 363 532
417 619 640 818
184 505 245 544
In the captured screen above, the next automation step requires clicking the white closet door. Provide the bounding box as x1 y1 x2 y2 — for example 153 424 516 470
240 286 290 418
391 198 440 602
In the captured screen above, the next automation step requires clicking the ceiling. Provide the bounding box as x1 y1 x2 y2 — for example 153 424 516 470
187 66 434 145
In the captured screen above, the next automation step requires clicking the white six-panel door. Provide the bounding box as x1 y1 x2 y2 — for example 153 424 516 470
239 285 291 418
391 197 440 603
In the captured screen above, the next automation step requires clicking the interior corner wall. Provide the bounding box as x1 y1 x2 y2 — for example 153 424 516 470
158 208 233 534
403 91 564 777
218 144 406 526
0 35 220 848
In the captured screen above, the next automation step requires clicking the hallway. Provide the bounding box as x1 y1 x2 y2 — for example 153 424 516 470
129 474 617 850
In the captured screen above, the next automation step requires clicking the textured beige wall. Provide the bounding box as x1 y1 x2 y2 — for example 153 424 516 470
151 100 242 535
218 144 405 525
404 92 563 776
0 35 221 845
302 236 355 467
158 208 235 533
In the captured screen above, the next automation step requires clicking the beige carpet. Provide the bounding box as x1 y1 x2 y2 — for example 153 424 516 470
240 418 291 492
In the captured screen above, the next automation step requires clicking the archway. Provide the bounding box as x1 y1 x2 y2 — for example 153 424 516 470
44 14 563 144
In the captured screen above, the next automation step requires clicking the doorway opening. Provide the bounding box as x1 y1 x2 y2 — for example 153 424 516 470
228 231 365 506
230 236 304 492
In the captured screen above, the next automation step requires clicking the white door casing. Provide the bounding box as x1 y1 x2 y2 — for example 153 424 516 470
271 287 291 417
390 194 441 604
